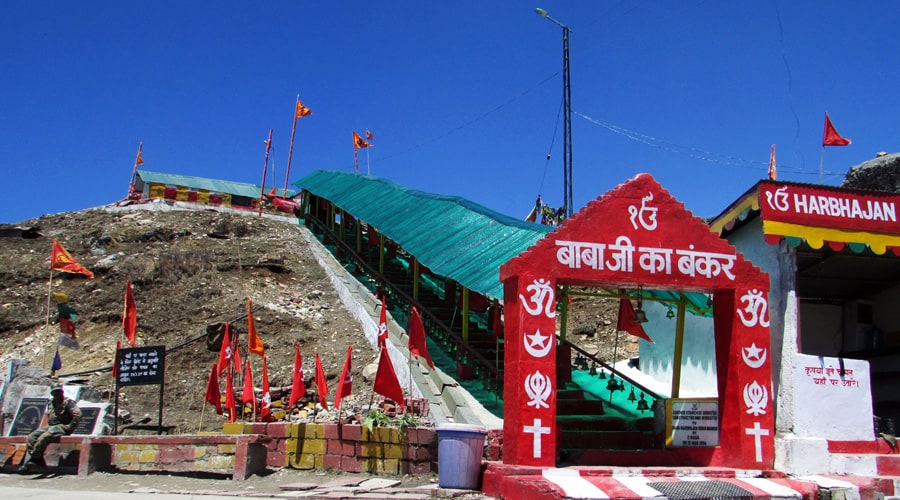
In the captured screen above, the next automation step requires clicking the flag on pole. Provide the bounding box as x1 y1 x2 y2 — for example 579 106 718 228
373 346 405 410
333 346 353 410
768 144 777 180
295 98 312 118
205 363 222 415
123 281 137 347
247 299 265 357
407 307 435 369
315 353 329 410
218 323 234 376
135 145 144 165
225 367 237 423
616 298 653 342
112 340 121 379
241 359 255 417
50 239 94 278
51 348 62 372
289 342 306 407
377 295 388 349
823 113 851 146
352 131 371 149
56 295 80 350
365 129 374 141
260 356 272 421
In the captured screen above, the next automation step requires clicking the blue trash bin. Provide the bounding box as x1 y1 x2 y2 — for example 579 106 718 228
436 423 487 489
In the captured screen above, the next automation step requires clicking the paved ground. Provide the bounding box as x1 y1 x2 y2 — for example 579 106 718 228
0 468 487 499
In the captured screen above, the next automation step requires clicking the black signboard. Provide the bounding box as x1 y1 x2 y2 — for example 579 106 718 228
116 345 166 386
72 406 101 435
8 397 48 436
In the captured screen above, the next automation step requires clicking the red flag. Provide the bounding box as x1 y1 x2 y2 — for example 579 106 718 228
366 224 379 247
247 299 265 357
123 281 137 347
352 131 371 149
377 295 388 349
205 363 222 415
823 113 851 146
289 342 306 406
112 340 121 379
217 323 233 376
333 346 353 410
616 298 653 343
58 317 79 350
407 307 435 369
373 346 405 410
260 356 272 421
225 367 237 423
241 359 255 417
50 239 94 278
365 129 374 141
295 98 312 118
232 330 243 372
767 144 777 181
315 353 329 410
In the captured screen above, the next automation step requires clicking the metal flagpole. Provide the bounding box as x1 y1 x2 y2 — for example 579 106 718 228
44 270 53 370
258 130 273 216
819 146 826 184
284 95 300 197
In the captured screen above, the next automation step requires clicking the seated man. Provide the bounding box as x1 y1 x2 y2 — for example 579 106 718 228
19 384 82 472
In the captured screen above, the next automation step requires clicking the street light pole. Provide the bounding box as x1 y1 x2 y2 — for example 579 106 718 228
536 7 573 219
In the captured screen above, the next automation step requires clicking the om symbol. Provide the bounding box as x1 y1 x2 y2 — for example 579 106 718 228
520 278 556 318
737 289 770 328
628 192 658 231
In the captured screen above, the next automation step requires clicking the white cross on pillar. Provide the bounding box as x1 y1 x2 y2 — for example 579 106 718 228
523 418 551 458
745 421 770 462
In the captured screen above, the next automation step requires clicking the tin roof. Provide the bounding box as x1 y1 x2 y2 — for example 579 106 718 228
136 170 297 199
296 170 552 300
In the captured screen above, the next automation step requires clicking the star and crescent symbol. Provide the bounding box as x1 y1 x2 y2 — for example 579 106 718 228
742 342 767 369
523 329 552 358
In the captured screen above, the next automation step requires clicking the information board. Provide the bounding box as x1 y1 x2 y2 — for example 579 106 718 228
666 398 719 447
8 397 48 436
73 406 101 435
116 345 166 386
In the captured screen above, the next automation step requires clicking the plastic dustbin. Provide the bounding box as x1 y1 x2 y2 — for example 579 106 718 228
436 423 487 489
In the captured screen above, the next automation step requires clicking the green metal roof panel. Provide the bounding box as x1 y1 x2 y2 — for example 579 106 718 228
296 170 552 300
137 170 297 199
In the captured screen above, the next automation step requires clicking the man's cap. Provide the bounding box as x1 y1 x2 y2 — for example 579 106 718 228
50 384 64 393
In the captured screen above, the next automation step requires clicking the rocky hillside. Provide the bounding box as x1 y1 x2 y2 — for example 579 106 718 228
0 204 368 432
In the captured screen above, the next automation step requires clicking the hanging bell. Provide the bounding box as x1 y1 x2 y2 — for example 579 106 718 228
606 376 619 392
627 387 637 402
666 306 675 319
598 369 607 380
589 362 597 376
636 393 651 412
632 308 649 323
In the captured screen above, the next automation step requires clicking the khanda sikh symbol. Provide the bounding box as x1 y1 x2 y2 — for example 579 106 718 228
520 278 556 318
738 289 770 328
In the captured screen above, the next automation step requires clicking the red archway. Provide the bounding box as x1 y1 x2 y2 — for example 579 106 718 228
500 174 774 469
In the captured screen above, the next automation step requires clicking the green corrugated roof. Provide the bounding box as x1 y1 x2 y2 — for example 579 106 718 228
136 170 297 199
296 170 552 300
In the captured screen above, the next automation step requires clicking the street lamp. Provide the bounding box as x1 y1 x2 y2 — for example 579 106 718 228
535 7 573 219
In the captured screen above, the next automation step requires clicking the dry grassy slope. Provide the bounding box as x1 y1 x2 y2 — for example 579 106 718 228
0 207 367 432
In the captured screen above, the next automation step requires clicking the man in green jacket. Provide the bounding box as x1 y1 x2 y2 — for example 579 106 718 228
19 384 82 472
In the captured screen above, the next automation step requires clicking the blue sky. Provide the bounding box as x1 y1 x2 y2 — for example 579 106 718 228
1 2 896 224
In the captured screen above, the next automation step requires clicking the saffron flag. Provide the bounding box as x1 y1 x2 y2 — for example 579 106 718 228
242 359 255 416
51 348 62 372
407 307 435 369
135 145 144 165
616 298 653 343
50 239 94 278
247 299 265 357
123 281 137 347
823 113 851 146
377 295 388 349
217 323 234 376
260 356 272 421
233 335 243 373
333 346 353 410
315 353 329 410
225 367 237 423
205 363 222 415
289 342 306 406
373 346 405 410
112 340 121 379
352 131 371 149
768 145 777 180
295 98 312 118
365 129 374 141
